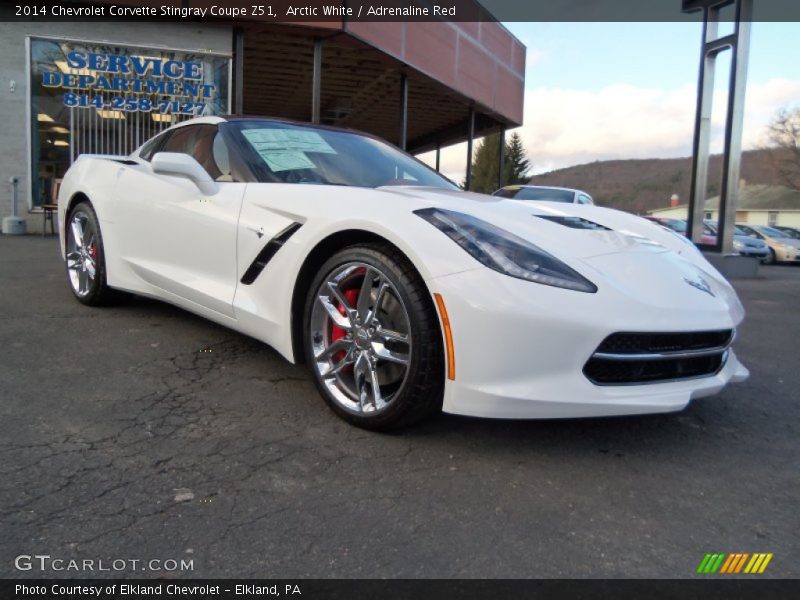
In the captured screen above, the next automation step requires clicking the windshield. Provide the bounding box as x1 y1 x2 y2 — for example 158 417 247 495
778 228 800 239
758 226 788 238
662 219 687 233
224 120 457 189
512 187 576 203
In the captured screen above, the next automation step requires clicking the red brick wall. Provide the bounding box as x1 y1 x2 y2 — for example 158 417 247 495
347 18 525 125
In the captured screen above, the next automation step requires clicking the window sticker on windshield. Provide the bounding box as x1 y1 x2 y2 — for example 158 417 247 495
254 149 317 172
241 128 336 154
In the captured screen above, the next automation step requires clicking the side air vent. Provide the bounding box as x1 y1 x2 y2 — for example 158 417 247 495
240 222 302 285
536 216 611 231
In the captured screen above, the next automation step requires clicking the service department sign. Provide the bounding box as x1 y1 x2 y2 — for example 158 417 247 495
41 50 219 116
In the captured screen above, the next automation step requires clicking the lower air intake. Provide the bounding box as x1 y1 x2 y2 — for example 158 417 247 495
583 329 733 385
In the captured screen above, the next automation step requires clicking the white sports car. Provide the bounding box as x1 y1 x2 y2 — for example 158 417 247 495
58 116 749 430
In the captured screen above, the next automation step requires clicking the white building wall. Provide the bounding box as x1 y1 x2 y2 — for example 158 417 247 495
648 206 689 219
648 207 800 227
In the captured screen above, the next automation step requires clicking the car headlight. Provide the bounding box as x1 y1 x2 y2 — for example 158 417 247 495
415 208 597 293
733 239 744 250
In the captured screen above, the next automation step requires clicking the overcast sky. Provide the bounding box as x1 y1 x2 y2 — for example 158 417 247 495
418 21 800 184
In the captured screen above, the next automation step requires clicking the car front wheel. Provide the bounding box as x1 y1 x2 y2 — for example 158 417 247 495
304 244 444 431
65 201 122 305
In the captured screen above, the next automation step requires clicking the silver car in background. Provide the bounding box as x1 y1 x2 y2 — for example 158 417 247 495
493 185 594 205
736 224 800 264
774 225 800 241
704 220 770 261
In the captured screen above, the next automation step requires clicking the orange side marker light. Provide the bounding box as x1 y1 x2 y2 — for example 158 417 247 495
433 293 455 381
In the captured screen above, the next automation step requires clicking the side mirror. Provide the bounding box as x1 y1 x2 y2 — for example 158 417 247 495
151 152 218 196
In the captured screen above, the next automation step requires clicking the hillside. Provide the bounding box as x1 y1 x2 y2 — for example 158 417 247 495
527 148 791 214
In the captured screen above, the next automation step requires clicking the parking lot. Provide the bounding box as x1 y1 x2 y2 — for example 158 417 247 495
1 235 798 579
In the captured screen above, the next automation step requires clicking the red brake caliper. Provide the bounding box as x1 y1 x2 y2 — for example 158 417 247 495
330 288 359 366
89 245 97 259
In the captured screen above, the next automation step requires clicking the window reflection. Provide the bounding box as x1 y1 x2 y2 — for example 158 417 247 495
28 39 229 208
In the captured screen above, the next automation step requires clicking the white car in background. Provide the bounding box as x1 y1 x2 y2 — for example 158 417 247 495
493 185 594 205
58 116 748 430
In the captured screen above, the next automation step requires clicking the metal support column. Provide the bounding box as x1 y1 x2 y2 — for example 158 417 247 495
233 28 244 114
685 0 752 254
311 38 323 124
465 108 475 191
718 1 751 253
399 73 408 150
435 142 441 172
497 126 506 188
687 12 718 245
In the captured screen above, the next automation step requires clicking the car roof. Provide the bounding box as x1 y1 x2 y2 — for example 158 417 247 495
170 115 226 128
133 114 403 158
738 223 778 233
167 114 376 140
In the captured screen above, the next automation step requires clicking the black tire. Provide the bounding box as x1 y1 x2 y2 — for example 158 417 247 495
764 248 776 265
64 201 126 306
303 243 444 431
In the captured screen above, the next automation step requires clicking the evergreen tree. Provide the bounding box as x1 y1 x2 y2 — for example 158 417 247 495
504 132 531 185
463 131 531 192
462 133 500 193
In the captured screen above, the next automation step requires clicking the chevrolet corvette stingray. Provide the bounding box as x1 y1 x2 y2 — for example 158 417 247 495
58 116 749 430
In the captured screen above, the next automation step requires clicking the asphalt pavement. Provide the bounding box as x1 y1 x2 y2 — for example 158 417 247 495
1 235 798 578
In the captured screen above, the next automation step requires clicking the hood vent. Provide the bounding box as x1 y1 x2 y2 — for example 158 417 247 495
536 216 611 231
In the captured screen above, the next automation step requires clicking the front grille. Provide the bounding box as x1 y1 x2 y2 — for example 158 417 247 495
596 330 733 355
584 329 733 385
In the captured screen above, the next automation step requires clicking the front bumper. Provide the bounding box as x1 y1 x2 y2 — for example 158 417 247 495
774 246 800 263
738 248 769 259
430 265 748 419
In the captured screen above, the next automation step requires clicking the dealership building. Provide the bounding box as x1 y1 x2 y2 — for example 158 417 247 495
0 8 525 233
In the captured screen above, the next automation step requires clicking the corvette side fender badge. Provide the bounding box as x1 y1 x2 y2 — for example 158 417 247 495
684 276 715 297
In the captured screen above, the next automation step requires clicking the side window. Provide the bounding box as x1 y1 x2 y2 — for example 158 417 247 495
138 131 169 162
160 125 199 155
577 194 592 205
740 226 758 238
212 130 232 181
159 124 230 182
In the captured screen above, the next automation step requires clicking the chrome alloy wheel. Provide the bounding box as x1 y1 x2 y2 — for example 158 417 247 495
310 262 412 414
66 211 97 297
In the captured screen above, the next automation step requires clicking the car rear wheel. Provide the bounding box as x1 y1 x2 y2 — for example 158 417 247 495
65 201 122 305
304 244 444 431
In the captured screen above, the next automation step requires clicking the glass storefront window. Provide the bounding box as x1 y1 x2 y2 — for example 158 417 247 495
28 38 230 208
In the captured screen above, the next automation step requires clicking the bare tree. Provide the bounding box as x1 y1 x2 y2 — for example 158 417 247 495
766 107 800 189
